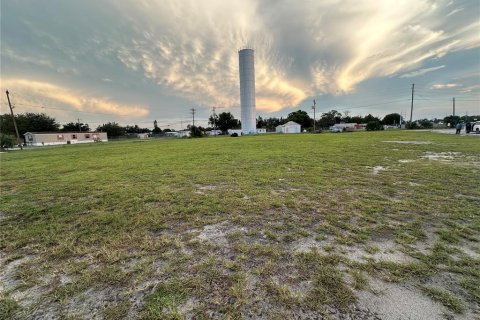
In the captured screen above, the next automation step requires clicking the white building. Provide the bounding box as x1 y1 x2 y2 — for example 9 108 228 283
228 129 243 136
276 121 301 134
24 132 108 146
256 128 267 134
208 130 223 136
136 133 150 139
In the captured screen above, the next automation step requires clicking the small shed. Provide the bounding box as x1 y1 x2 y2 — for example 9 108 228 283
276 121 301 134
24 132 108 146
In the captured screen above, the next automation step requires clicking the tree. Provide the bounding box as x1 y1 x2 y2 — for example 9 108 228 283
363 114 380 124
0 133 16 149
210 112 240 134
382 113 401 126
286 110 312 130
318 110 342 128
443 115 461 127
152 120 162 134
0 112 60 136
418 119 433 129
62 122 90 132
190 125 203 137
96 122 125 137
366 120 383 131
125 125 150 134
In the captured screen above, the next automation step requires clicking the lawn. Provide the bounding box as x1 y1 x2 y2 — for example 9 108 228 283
1 131 479 319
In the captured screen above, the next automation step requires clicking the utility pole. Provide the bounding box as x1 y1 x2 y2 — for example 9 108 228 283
190 108 196 127
452 97 455 117
312 99 316 132
77 118 82 132
5 90 22 149
409 84 414 123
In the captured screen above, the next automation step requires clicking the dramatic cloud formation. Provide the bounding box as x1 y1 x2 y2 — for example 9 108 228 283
1 0 479 123
1 79 149 118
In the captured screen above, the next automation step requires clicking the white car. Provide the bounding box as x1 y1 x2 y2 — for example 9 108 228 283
466 121 480 134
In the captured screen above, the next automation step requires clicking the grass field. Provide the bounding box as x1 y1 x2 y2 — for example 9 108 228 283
1 131 479 319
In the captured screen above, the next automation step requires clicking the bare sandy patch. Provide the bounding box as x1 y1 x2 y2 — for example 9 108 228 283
357 279 445 320
383 140 433 145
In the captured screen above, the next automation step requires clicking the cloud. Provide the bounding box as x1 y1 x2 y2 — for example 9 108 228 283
109 0 479 108
399 65 445 78
446 7 464 16
431 83 460 89
1 0 479 113
0 79 149 117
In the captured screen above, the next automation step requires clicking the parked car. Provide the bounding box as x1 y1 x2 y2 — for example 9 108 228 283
466 121 480 134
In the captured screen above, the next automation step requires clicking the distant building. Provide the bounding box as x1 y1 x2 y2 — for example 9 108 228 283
330 123 363 132
228 129 243 136
276 121 301 134
136 133 150 139
165 131 191 138
24 132 108 146
208 130 223 136
256 128 267 134
178 130 191 138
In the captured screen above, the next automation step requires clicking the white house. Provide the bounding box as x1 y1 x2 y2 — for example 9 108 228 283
276 121 301 134
24 132 108 146
228 129 243 136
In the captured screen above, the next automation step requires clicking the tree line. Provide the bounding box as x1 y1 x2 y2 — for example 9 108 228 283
1 111 478 146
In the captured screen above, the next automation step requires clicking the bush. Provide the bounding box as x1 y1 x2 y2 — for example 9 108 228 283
406 122 419 130
366 121 383 131
230 133 238 137
418 120 433 129
189 126 203 138
0 133 16 149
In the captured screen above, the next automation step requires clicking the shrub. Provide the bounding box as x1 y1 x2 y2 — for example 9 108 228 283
366 121 383 131
0 133 16 148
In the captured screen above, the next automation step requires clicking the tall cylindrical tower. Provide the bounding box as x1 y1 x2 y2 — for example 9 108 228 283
239 48 256 134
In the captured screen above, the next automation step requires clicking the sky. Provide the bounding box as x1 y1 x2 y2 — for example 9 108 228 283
1 0 479 130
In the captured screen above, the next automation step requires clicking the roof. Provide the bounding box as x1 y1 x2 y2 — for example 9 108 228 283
276 121 300 127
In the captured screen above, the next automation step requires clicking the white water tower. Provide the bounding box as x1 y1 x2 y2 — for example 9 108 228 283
239 48 256 134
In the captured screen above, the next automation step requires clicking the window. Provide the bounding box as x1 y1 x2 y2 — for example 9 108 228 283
57 134 64 140
72 134 77 139
85 134 90 139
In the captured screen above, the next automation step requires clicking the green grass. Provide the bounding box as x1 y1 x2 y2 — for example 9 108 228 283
0 295 21 320
1 131 479 318
420 285 465 314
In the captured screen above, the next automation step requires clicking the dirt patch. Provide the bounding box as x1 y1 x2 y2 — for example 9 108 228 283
195 221 247 247
383 140 433 145
371 166 387 175
398 159 415 163
422 151 461 161
357 279 445 320
0 255 33 292
195 184 218 194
